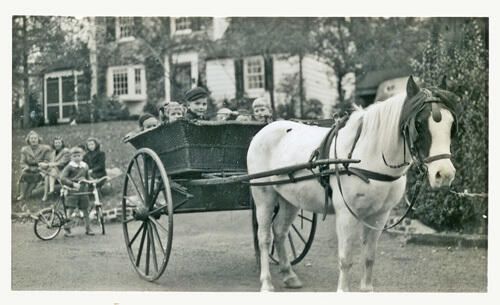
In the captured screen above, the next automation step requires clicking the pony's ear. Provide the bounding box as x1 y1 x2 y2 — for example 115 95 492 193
406 75 420 98
440 75 448 89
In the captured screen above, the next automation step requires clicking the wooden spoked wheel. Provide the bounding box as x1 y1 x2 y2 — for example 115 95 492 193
122 148 174 281
251 195 317 266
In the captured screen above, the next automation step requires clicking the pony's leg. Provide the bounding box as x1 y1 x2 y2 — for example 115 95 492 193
336 212 359 292
272 198 302 289
253 187 278 292
360 212 390 292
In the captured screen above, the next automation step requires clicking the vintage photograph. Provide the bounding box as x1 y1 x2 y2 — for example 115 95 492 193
10 16 488 293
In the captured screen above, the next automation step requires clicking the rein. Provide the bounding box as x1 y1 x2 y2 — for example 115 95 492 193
308 106 440 230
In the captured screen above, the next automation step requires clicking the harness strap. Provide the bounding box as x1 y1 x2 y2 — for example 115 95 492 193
246 167 371 186
348 121 363 160
424 153 452 163
316 117 348 220
348 167 402 182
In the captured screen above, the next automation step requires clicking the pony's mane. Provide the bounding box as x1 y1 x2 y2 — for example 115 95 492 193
345 87 459 158
352 93 407 149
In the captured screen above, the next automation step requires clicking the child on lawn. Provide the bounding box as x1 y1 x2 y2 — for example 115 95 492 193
60 146 95 237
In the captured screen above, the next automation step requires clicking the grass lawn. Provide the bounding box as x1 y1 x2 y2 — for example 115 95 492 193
11 120 138 213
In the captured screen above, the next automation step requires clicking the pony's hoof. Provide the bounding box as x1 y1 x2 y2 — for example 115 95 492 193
360 284 374 292
284 276 303 289
260 285 275 292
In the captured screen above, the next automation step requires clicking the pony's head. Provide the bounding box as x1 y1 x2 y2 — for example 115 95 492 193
400 76 459 189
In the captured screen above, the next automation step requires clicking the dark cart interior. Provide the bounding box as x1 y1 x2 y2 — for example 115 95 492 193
124 120 265 213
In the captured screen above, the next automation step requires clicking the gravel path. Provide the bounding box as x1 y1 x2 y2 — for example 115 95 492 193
11 210 487 292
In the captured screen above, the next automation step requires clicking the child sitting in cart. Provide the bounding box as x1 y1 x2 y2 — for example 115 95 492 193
164 101 186 123
60 146 95 237
252 97 273 123
184 87 209 120
216 107 237 121
138 113 159 131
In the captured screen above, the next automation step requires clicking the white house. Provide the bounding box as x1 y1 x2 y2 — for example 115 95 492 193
206 54 338 118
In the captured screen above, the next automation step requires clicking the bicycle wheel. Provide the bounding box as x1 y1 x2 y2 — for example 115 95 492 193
34 210 63 241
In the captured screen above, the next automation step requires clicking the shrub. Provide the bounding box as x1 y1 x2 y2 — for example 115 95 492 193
410 19 488 233
92 95 131 122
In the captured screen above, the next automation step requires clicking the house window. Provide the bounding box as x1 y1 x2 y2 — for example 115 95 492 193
44 70 89 123
116 17 135 40
107 65 146 99
172 17 204 35
175 17 190 31
245 57 265 90
112 68 129 95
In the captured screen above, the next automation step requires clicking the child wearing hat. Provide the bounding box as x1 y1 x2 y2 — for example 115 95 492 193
60 146 94 236
252 97 273 123
138 113 159 131
216 107 237 121
184 87 209 120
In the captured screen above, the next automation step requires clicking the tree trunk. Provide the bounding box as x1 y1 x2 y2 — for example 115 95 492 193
22 16 30 129
264 55 276 119
269 80 276 120
298 53 305 118
337 72 344 104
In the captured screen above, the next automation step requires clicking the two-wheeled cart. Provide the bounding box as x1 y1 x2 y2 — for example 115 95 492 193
122 120 359 281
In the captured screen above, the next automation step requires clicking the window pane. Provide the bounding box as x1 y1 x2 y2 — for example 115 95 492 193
118 17 134 38
47 105 59 120
76 75 90 101
245 58 264 89
175 17 190 31
62 76 75 102
62 104 77 119
112 68 128 95
46 77 59 104
134 68 142 94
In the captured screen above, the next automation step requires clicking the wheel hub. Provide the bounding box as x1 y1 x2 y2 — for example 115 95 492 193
134 204 150 221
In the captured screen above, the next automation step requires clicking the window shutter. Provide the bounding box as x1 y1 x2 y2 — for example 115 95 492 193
264 56 274 91
133 17 141 36
106 17 116 42
190 17 202 31
234 59 244 99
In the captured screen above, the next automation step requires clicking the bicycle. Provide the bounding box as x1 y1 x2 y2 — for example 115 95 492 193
32 176 109 240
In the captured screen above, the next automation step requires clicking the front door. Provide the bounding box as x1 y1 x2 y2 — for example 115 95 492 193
171 63 192 101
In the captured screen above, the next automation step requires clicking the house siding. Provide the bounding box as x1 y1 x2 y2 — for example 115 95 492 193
272 55 299 107
302 55 337 118
206 58 236 107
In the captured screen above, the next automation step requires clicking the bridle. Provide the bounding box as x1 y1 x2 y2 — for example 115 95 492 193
314 87 458 231
385 88 457 174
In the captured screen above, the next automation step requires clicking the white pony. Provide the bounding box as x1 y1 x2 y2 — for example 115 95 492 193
247 77 457 292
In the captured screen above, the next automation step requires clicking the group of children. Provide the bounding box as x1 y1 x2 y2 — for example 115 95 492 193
18 131 107 237
136 87 274 132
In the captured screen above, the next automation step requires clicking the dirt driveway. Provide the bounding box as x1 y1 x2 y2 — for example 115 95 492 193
11 210 487 292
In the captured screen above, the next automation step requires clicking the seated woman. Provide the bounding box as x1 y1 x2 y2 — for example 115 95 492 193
17 131 52 201
83 137 107 187
41 136 70 201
